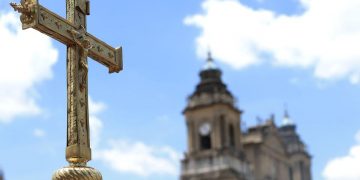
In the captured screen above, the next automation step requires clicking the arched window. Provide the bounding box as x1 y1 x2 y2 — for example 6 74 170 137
220 115 225 147
300 161 305 180
200 134 211 150
289 167 293 180
229 124 235 147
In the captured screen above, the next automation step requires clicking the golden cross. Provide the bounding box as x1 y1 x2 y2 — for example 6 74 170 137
10 0 122 179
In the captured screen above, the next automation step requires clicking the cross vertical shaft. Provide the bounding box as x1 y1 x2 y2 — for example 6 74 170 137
65 0 91 164
10 0 123 178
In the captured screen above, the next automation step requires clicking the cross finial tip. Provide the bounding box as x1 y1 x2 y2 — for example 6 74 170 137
207 51 213 62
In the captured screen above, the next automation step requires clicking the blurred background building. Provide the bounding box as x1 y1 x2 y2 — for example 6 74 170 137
0 169 3 180
180 53 312 180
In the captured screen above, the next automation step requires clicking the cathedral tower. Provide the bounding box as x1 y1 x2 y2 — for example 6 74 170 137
279 110 312 180
181 53 252 180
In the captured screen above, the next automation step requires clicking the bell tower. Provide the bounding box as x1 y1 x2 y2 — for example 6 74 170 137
181 53 252 180
279 110 312 180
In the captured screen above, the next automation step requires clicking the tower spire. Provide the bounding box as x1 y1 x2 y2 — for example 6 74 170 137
203 51 218 70
284 104 289 119
282 103 293 126
207 51 213 62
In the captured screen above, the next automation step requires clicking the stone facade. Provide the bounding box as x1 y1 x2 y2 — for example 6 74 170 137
243 118 311 180
181 54 311 180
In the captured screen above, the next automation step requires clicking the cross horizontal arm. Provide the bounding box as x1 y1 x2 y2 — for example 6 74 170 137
11 0 122 73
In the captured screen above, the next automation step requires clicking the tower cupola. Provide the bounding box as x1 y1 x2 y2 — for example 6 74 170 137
184 52 237 112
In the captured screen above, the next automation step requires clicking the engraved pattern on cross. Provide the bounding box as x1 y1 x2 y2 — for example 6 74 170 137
10 0 123 165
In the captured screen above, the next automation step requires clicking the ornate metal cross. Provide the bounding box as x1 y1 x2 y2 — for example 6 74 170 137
10 0 123 179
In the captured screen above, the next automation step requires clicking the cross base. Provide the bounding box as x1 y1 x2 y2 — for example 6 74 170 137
52 163 102 180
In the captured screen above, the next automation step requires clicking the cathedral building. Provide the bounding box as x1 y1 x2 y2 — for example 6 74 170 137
180 53 312 180
0 169 3 180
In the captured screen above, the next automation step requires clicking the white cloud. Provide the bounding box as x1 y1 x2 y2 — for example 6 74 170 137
89 96 106 115
95 140 181 177
88 98 181 177
323 131 360 180
356 131 360 143
89 96 106 147
33 128 46 138
0 11 58 122
185 0 360 84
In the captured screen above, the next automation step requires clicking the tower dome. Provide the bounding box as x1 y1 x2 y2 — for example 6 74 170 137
184 52 237 112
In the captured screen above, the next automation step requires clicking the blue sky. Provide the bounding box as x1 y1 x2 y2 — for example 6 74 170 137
0 0 360 179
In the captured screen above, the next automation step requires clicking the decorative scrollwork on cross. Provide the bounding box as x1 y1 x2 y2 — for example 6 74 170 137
10 0 36 25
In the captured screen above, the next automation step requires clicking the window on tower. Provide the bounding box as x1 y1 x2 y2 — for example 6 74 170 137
300 161 305 180
200 134 212 150
220 115 226 147
289 167 294 180
229 124 235 147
